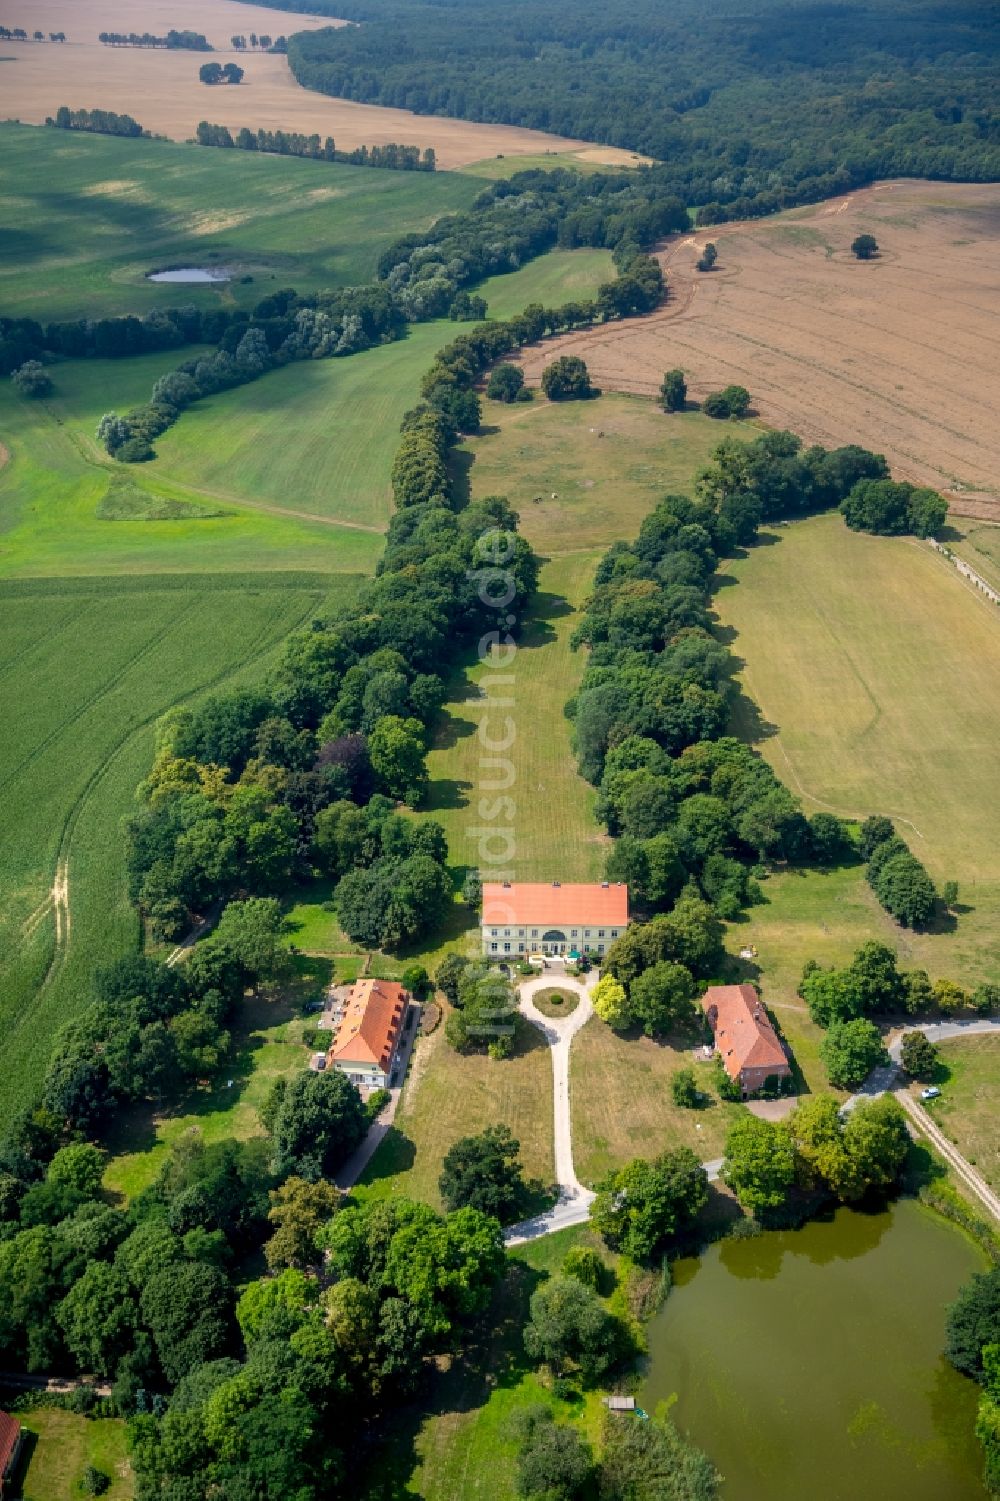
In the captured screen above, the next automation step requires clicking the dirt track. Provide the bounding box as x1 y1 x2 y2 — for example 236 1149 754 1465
0 0 624 168
519 182 1000 518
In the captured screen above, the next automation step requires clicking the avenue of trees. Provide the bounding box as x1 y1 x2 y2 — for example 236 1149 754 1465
47 106 144 139
98 29 211 49
285 0 1000 223
230 32 287 50
196 120 435 169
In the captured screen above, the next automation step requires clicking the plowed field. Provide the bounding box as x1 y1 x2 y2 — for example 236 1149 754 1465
0 0 629 168
519 181 1000 519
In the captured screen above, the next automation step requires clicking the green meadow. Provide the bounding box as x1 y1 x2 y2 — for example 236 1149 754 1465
0 122 479 321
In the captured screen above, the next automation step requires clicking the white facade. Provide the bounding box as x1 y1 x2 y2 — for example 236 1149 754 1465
481 922 623 958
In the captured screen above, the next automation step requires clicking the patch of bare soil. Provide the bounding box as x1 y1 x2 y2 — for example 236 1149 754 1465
518 182 1000 518
0 0 603 168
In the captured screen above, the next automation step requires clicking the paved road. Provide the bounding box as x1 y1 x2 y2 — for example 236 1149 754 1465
505 974 597 1245
844 1016 1000 1226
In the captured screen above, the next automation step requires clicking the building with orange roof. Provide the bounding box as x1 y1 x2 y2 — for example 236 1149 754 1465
701 982 792 1098
0 1410 23 1496
481 881 629 959
327 978 409 1091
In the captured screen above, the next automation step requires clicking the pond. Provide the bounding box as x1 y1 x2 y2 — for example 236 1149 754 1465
147 267 231 283
642 1199 986 1500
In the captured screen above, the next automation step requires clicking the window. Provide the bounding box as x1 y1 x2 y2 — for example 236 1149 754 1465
491 928 498 936
584 929 591 938
531 928 538 937
598 944 605 954
518 942 525 952
491 942 498 952
504 928 510 936
571 929 578 938
598 929 605 938
504 942 511 953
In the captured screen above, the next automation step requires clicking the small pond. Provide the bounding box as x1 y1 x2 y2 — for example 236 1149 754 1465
147 267 231 284
642 1198 986 1500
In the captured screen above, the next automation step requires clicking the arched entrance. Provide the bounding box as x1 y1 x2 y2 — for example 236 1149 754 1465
541 929 567 955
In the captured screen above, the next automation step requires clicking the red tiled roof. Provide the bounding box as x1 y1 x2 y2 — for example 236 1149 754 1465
701 983 789 1080
482 882 628 928
329 979 406 1070
0 1411 21 1478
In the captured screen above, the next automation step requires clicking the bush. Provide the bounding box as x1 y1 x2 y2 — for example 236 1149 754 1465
401 963 430 998
11 358 52 396
659 368 686 412
81 1467 111 1497
562 1245 606 1291
900 1030 938 1080
703 385 751 419
670 1067 702 1108
365 1087 391 1120
852 233 879 260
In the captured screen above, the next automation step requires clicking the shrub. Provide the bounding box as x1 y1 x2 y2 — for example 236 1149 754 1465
11 358 52 396
487 363 526 402
81 1467 111 1497
703 385 751 419
851 233 879 260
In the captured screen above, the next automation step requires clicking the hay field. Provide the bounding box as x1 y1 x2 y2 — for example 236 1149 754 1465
0 122 481 321
0 0 613 168
518 182 1000 519
714 513 1000 986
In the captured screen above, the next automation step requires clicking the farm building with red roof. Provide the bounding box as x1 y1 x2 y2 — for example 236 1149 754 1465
701 983 792 1098
327 979 409 1091
481 881 628 958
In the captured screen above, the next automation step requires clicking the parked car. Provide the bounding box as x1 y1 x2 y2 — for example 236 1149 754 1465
920 1086 941 1101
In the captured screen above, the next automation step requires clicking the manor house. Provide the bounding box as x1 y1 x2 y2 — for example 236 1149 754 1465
480 881 629 958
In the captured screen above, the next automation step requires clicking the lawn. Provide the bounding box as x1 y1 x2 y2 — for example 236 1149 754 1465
0 575 353 1132
358 1002 555 1207
475 248 615 320
0 359 382 577
103 959 330 1201
921 1033 1000 1191
13 1407 133 1500
0 121 479 320
459 393 756 556
421 552 610 886
571 1014 740 1185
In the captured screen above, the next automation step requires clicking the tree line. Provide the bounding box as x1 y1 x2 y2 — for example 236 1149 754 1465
46 106 145 139
0 27 66 41
283 0 1000 225
564 432 949 1020
196 119 435 169
98 29 211 50
230 32 287 51
1 303 236 378
91 166 677 461
946 1263 1000 1495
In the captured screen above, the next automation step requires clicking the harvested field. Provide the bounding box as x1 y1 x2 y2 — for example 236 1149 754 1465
518 181 1000 519
0 0 620 169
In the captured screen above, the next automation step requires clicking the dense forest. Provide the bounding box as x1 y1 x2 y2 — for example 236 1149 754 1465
276 0 999 218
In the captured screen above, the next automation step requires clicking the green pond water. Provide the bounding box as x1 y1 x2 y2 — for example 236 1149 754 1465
641 1199 987 1500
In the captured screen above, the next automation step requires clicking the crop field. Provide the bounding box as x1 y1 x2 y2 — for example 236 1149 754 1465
923 1034 1000 1191
0 122 481 321
518 182 1000 519
0 574 352 1132
460 391 755 556
947 520 1000 595
0 357 383 575
713 513 1000 999
0 0 605 170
